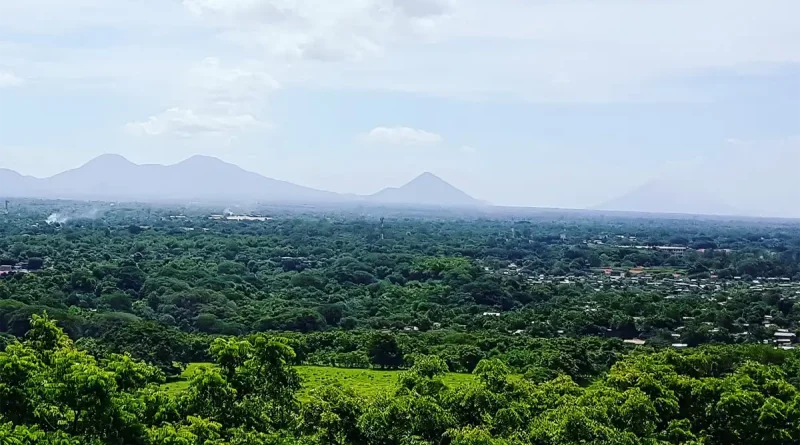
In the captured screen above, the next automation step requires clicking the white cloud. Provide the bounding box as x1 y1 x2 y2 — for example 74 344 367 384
126 58 277 137
396 0 456 18
187 57 280 106
360 126 443 146
460 145 477 153
0 70 24 88
726 138 746 146
0 0 192 33
125 108 264 137
3 0 800 102
275 0 800 101
182 0 454 61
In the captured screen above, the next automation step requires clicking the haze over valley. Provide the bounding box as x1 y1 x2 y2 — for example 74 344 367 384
2 151 799 218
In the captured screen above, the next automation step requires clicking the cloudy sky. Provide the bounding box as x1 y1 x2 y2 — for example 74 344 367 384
0 0 798 212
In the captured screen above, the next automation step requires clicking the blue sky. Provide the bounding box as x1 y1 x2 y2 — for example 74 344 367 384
1 0 799 212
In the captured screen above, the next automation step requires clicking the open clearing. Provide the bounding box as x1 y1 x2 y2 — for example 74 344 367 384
163 363 480 398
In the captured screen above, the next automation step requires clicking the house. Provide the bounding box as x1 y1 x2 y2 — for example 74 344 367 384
227 215 270 222
656 246 687 256
482 312 501 317
672 343 689 349
623 339 646 346
210 214 271 222
774 332 796 339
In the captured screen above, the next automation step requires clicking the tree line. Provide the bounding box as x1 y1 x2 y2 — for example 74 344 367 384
2 202 800 374
2 314 800 444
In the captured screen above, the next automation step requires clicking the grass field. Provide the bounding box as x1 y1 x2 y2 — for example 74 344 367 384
162 363 480 398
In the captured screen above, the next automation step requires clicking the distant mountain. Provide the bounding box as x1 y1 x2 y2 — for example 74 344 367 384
368 172 482 207
0 154 345 204
0 169 40 196
0 155 485 208
595 179 738 216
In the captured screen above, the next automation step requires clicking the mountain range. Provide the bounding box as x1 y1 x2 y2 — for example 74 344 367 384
0 154 757 216
595 179 738 216
0 154 484 208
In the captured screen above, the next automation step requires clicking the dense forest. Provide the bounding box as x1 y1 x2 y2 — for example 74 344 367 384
1 200 800 443
3 313 800 444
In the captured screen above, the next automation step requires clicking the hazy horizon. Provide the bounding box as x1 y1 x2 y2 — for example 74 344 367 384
1 1 799 215
1 153 448 197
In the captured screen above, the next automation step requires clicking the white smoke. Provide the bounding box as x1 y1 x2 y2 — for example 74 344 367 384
45 208 106 225
46 213 69 225
84 208 101 219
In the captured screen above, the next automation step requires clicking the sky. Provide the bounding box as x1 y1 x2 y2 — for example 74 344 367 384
0 0 799 213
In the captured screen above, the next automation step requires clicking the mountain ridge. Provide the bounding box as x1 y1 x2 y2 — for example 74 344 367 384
595 178 739 216
0 154 483 207
368 172 482 207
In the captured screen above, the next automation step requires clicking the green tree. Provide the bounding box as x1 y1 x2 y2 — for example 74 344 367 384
368 333 404 369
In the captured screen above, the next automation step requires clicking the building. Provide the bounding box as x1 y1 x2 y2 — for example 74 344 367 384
227 215 271 222
632 245 688 256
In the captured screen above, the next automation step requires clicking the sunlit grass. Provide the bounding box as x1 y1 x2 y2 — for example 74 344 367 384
162 363 481 399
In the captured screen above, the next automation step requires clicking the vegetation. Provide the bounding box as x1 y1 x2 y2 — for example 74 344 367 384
3 200 800 442
1 202 799 370
3 313 800 444
163 363 482 399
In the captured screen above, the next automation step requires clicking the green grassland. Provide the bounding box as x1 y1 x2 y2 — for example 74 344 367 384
163 363 480 398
